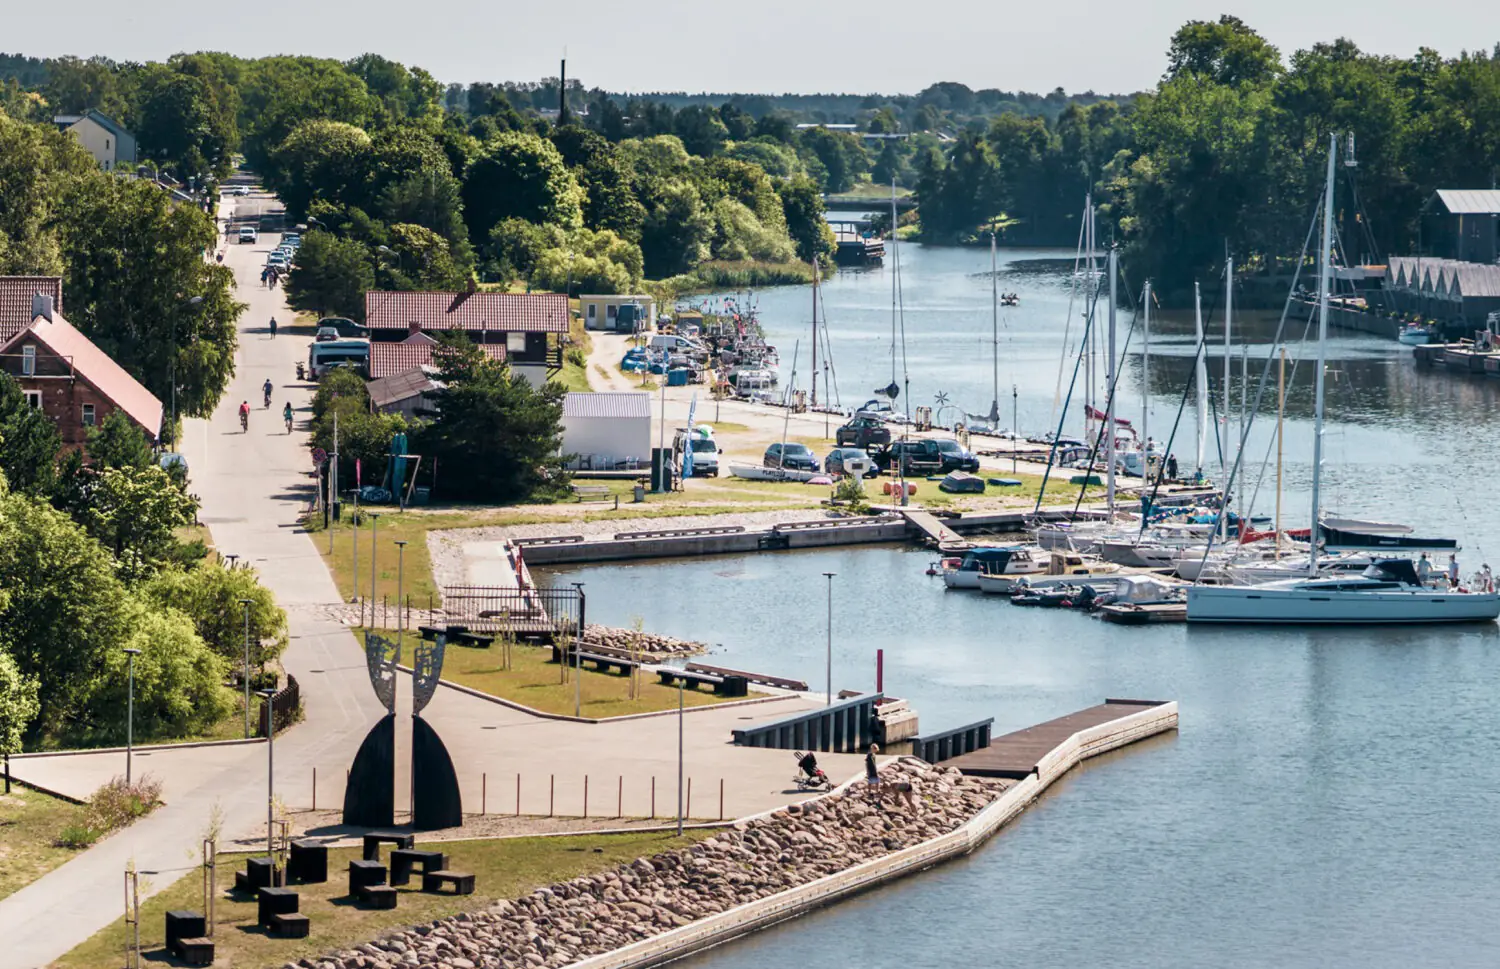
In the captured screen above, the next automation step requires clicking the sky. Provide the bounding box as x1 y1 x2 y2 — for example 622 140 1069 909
7 0 1500 95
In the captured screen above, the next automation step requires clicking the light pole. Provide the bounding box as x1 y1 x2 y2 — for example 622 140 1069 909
571 583 585 717
676 679 684 837
238 598 254 738
258 687 276 863
124 647 141 784
822 572 836 706
395 540 407 646
368 513 381 624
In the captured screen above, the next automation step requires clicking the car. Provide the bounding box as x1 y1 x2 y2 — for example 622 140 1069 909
237 226 258 244
272 246 296 262
234 186 251 196
266 254 289 269
824 447 880 478
281 233 301 245
316 317 369 339
315 327 342 342
763 442 818 472
931 438 980 473
872 439 946 476
835 416 892 449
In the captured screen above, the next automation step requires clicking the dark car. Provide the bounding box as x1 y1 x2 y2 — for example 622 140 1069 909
824 447 880 478
872 439 945 476
836 416 892 449
764 442 819 472
317 316 370 339
931 438 980 473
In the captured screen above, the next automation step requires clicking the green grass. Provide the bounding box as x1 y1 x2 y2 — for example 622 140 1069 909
827 181 914 200
55 830 712 969
363 632 756 717
0 783 89 901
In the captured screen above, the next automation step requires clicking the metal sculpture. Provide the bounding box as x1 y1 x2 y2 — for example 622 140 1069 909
342 633 399 827
410 636 462 830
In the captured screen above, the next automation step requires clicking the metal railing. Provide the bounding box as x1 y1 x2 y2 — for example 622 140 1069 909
731 693 882 753
258 675 301 737
441 585 582 643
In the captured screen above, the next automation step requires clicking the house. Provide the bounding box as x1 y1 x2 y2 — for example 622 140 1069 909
367 366 442 421
363 290 570 387
0 276 62 343
1424 190 1500 265
578 294 655 332
560 391 651 470
54 111 137 172
0 288 163 447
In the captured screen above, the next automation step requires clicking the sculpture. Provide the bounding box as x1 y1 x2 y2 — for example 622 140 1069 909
342 633 398 827
410 636 462 830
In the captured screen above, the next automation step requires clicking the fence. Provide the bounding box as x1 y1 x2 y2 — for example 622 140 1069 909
258 675 300 737
441 586 583 643
731 693 882 753
909 719 994 764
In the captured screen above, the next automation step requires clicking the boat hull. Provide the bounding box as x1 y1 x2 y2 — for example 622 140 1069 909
1186 586 1500 624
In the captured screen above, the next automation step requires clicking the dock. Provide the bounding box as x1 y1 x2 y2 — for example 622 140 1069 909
900 509 968 549
945 698 1175 779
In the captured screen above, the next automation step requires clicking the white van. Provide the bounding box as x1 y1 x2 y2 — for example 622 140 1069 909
674 425 721 477
650 334 705 356
308 339 370 378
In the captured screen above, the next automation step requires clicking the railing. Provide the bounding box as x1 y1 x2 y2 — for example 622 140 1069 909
909 719 994 764
258 675 301 737
613 526 745 541
731 693 882 753
441 585 583 642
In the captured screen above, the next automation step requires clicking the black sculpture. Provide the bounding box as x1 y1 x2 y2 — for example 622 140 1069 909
342 634 398 827
411 636 462 829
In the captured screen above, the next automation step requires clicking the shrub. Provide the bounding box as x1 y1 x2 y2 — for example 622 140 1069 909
55 823 102 848
565 346 587 367
85 775 163 832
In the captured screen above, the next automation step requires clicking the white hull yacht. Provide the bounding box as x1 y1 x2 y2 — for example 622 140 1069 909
1187 560 1500 624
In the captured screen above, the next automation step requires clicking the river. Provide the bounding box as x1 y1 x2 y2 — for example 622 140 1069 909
537 243 1500 968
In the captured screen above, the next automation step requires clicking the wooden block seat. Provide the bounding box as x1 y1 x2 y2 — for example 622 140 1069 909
257 886 300 927
389 848 447 886
421 870 475 895
245 855 281 888
362 831 414 861
164 910 206 956
269 912 311 938
359 884 399 909
176 937 215 966
349 859 386 893
288 839 328 884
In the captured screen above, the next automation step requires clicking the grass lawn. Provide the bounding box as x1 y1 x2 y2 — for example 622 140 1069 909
826 181 914 200
364 632 754 717
0 783 89 901
55 830 711 969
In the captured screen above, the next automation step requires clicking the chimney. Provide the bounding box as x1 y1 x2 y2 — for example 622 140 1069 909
31 293 54 322
408 321 421 336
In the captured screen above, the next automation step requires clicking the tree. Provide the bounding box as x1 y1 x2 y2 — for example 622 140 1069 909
0 110 95 276
638 180 713 277
382 223 468 290
778 176 836 263
530 228 645 295
142 563 288 669
1165 15 1282 86
674 105 729 156
418 334 568 502
914 130 1005 241
0 651 39 756
709 199 796 262
238 56 377 171
0 374 62 497
86 410 155 470
462 131 585 240
286 230 376 320
135 70 234 178
798 126 870 193
76 466 198 582
265 119 372 221
487 218 566 285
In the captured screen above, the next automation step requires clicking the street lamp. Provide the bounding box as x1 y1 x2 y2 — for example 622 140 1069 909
676 676 684 837
571 583 585 717
822 572 836 706
257 687 277 862
238 598 254 738
368 514 381 626
123 647 141 784
395 541 408 647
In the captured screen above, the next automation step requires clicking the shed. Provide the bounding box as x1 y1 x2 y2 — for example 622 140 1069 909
1426 190 1500 265
560 392 651 471
578 294 655 332
367 367 442 420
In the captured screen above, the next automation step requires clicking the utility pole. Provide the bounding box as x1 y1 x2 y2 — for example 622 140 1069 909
239 599 253 738
810 259 819 408
124 648 141 784
329 410 338 552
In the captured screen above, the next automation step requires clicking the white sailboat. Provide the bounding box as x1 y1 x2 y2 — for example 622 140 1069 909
1187 136 1500 624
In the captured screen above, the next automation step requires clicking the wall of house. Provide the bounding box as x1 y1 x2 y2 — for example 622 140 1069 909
580 296 655 331
66 117 134 171
561 415 652 469
1 336 152 447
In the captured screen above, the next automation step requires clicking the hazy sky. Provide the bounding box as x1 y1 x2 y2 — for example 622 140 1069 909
8 0 1499 94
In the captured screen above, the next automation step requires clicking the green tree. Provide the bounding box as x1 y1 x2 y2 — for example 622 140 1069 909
0 110 95 276
381 223 468 289
638 180 713 277
1165 16 1282 86
266 119 372 221
76 465 198 582
778 176 836 263
309 367 409 487
709 199 796 262
0 374 62 497
487 218 566 285
86 409 155 470
0 651 39 755
463 131 585 239
286 230 376 320
238 56 377 171
135 69 234 178
673 105 729 156
43 56 127 117
530 228 645 295
798 126 870 193
142 563 288 669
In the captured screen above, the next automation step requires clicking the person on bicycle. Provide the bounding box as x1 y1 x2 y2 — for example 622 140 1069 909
262 378 273 407
238 400 250 430
269 316 278 339
283 401 294 432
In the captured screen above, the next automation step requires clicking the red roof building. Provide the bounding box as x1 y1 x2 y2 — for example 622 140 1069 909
362 290 567 386
367 332 508 379
0 277 63 343
0 289 163 447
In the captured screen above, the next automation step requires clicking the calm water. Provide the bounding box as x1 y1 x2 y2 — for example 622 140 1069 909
538 245 1500 967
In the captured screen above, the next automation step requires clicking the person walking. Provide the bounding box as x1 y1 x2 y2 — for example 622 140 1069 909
1482 563 1493 593
865 743 880 797
269 316 278 339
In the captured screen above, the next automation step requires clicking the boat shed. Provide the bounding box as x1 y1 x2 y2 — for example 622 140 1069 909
560 391 652 471
1426 190 1500 265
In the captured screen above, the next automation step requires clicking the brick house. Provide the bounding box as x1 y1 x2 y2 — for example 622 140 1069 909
0 284 163 447
363 290 568 387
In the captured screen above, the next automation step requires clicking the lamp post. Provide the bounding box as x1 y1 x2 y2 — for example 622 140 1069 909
224 553 239 570
822 572 836 706
676 679 684 837
368 513 381 621
258 688 277 862
572 583 585 717
238 598 254 738
123 648 141 784
395 541 407 648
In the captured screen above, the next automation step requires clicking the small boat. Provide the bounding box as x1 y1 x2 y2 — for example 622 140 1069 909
943 546 1043 590
977 552 1122 594
728 464 820 482
1398 323 1436 346
1187 559 1500 624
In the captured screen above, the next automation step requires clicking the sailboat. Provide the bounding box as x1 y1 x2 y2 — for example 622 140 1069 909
1186 136 1500 624
729 340 820 482
966 230 1005 431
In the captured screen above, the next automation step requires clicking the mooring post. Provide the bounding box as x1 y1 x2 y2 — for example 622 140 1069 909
583 774 589 818
686 777 692 821
482 772 487 816
549 774 554 817
651 777 656 819
312 767 316 812
719 778 724 821
617 775 623 819
516 773 521 816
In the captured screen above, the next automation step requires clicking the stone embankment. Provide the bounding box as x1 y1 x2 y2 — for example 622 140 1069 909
286 762 1009 969
581 625 705 658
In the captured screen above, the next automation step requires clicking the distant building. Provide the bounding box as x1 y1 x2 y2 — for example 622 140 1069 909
560 391 651 470
363 290 570 387
578 294 655 332
53 110 137 172
367 366 442 421
1425 190 1500 265
0 284 162 446
1384 256 1500 326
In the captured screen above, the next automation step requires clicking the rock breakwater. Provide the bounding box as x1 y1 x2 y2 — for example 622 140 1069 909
289 762 1010 969
582 624 705 658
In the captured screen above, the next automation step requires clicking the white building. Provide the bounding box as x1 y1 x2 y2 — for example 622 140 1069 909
578 294 655 332
54 111 136 171
560 392 651 470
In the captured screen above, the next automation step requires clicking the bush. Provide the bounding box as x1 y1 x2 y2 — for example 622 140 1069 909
85 775 163 831
55 823 102 848
565 346 587 367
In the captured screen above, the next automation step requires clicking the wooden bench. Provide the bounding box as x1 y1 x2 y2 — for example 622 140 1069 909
362 831 413 861
657 667 749 697
559 649 639 676
360 884 399 909
165 911 206 960
452 631 494 649
234 855 281 893
571 485 617 506
268 912 310 938
257 886 300 929
686 662 808 692
421 869 475 895
348 859 386 893
390 848 447 887
176 937 215 965
287 839 327 884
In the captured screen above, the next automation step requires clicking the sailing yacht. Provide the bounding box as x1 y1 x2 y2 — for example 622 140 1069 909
1186 136 1500 624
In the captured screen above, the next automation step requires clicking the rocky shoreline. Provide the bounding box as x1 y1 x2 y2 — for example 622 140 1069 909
285 761 1010 969
581 624 705 658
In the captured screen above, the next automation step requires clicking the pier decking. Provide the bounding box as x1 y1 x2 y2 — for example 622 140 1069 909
901 509 967 548
946 698 1173 778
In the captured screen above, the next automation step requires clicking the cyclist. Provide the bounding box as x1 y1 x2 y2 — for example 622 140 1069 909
262 378 273 407
283 402 294 434
238 400 250 432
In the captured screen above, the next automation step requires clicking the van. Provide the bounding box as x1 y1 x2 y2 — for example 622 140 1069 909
674 425 721 477
308 339 370 378
649 334 704 356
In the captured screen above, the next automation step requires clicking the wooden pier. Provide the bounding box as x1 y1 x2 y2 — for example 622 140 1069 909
900 509 968 549
945 698 1175 779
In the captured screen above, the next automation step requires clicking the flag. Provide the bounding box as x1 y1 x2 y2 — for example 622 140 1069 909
683 393 698 478
356 458 362 489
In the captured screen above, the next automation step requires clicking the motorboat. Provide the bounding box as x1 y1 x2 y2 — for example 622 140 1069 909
1187 559 1500 624
943 546 1043 590
977 551 1123 594
1398 323 1436 346
728 464 820 482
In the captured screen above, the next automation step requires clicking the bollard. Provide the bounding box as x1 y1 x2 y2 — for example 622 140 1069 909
549 774 554 817
583 775 589 818
719 778 724 821
617 776 623 819
516 774 521 816
687 778 692 820
482 773 487 816
312 767 317 812
651 777 656 819
383 595 387 628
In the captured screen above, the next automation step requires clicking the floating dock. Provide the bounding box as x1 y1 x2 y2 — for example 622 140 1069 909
945 698 1175 779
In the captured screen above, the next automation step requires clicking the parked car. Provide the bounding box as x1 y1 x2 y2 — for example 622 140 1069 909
281 233 301 246
266 254 289 270
835 416 892 449
237 226 258 243
763 442 818 472
316 317 369 339
872 439 946 476
315 327 342 342
824 447 880 478
931 438 981 473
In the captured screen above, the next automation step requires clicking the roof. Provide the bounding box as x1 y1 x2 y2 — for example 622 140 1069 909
578 294 653 301
1434 190 1500 215
364 291 569 334
367 367 441 409
54 110 132 140
1449 263 1500 299
368 339 505 379
0 311 162 437
562 391 651 420
0 277 62 342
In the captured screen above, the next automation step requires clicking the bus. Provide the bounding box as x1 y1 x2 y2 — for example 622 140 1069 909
308 339 369 378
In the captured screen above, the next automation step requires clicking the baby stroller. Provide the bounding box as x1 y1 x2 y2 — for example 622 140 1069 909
793 751 832 791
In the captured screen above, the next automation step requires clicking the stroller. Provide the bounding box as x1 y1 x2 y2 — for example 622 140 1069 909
793 751 832 792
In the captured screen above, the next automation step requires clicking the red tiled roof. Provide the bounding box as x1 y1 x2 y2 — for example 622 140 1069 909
0 277 62 342
368 340 506 379
0 311 163 438
364 291 569 334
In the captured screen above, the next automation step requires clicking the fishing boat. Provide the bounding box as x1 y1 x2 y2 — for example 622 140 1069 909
976 552 1123 594
1187 136 1500 625
1398 323 1437 346
942 546 1043 589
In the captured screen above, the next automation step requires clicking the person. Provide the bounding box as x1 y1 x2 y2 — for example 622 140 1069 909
283 401 294 433
269 316 278 339
1417 553 1434 584
887 778 917 811
1482 564 1494 593
238 399 250 431
865 742 880 795
262 378 273 407
1448 554 1460 589
1166 454 1179 481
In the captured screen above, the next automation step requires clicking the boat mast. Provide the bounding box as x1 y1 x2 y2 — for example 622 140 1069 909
1309 134 1336 577
1083 195 1095 439
1238 343 1247 522
1142 280 1150 457
810 259 819 408
1106 246 1118 514
1276 346 1285 559
890 178 898 388
1221 253 1232 542
990 228 999 424
1194 283 1207 476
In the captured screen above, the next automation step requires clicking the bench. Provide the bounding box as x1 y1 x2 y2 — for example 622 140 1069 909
360 884 399 909
257 886 299 929
268 912 310 938
362 831 413 861
558 649 639 676
349 859 386 894
287 840 327 884
452 631 494 649
656 668 748 697
165 911 206 959
421 870 476 895
571 485 617 506
686 662 807 692
234 855 281 893
176 937 215 965
390 849 447 887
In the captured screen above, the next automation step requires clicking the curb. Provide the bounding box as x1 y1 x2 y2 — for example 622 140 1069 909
9 736 265 760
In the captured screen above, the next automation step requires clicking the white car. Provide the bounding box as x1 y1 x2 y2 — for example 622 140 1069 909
237 227 258 244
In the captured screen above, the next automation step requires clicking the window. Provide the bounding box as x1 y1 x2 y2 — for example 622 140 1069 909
506 332 527 353
81 403 96 427
105 138 111 150
586 304 596 321
23 391 41 409
21 345 35 375
606 305 618 321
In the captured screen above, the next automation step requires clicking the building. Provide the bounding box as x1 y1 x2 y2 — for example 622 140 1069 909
0 288 163 446
1424 190 1500 265
0 276 62 343
578 294 655 332
364 290 569 387
367 366 442 420
560 391 651 470
1383 256 1500 326
54 111 137 172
